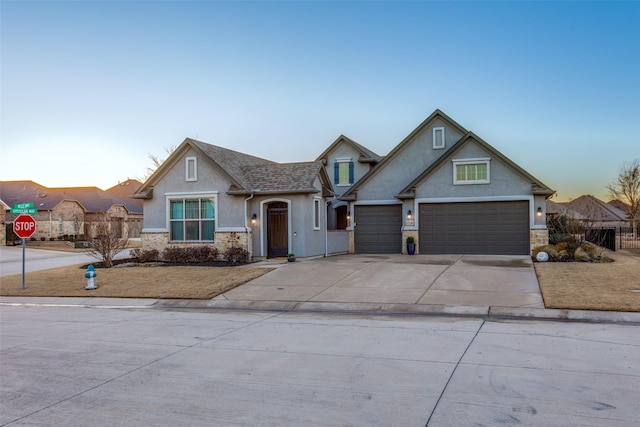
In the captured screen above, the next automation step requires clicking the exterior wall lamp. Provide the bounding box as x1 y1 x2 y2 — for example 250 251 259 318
536 206 543 218
407 209 413 220
346 211 351 220
251 213 257 225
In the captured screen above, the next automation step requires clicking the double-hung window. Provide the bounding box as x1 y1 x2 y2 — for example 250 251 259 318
453 158 490 184
334 158 354 186
169 197 215 241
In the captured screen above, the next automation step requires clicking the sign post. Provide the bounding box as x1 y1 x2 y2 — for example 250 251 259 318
13 213 37 290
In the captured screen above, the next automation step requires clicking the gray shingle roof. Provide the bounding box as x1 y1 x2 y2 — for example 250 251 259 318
237 162 325 194
189 139 276 190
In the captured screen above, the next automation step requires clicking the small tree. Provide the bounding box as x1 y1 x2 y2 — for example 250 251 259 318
141 144 177 182
607 159 640 235
87 215 128 267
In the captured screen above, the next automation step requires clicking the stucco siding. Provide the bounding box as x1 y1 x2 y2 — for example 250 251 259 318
249 193 326 258
414 142 533 199
323 143 372 196
357 119 464 200
143 148 242 230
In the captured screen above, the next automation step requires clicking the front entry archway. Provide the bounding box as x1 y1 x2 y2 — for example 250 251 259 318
267 202 288 258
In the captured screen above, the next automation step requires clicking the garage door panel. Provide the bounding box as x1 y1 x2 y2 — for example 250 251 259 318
354 205 402 254
419 201 529 255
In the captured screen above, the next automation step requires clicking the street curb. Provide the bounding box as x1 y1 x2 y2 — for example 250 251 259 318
2 298 639 324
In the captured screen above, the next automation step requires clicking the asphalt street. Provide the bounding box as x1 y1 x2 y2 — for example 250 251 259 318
1 305 638 426
0 245 130 276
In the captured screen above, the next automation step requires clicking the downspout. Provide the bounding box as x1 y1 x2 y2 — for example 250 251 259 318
244 193 254 259
325 198 334 258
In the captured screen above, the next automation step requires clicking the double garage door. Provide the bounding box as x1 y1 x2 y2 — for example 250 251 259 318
419 201 530 255
354 201 529 255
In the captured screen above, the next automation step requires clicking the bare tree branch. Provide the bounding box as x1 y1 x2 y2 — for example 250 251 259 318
607 159 640 227
87 215 128 267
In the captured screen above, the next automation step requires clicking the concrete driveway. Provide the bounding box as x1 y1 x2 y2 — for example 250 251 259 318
219 254 544 309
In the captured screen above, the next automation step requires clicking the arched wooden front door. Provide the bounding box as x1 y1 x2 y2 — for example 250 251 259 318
267 202 288 258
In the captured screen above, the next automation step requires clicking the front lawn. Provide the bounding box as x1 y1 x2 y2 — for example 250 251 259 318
0 264 273 299
534 250 640 312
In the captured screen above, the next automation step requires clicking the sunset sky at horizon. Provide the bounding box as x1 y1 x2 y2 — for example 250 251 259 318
1 1 638 202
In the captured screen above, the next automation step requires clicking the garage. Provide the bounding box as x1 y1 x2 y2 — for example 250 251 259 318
419 201 530 255
354 205 402 253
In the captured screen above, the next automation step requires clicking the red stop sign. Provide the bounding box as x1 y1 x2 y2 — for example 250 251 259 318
13 214 37 239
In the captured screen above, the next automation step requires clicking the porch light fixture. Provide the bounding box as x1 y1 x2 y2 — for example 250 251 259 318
251 213 257 225
536 206 543 218
407 210 413 220
346 211 351 220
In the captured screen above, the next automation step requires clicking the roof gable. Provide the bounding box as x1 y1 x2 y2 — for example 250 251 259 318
341 109 468 199
397 132 555 198
316 135 381 164
566 195 627 221
135 139 332 198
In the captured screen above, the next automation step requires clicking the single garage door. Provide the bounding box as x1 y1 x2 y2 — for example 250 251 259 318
419 201 529 255
354 205 402 254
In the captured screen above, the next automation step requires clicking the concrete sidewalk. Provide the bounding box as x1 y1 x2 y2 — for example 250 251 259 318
2 254 639 324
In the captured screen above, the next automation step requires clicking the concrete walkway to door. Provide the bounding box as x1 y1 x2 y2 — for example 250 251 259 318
215 254 544 312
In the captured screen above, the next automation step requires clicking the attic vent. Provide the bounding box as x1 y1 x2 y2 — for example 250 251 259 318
433 127 445 149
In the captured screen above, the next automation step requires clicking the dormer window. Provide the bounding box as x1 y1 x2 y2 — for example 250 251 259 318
334 157 354 186
186 157 197 181
433 127 445 149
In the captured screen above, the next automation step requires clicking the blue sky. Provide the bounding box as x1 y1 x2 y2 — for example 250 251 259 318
1 1 638 201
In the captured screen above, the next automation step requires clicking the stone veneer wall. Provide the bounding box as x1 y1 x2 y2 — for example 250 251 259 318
141 230 249 260
530 228 549 253
347 229 355 254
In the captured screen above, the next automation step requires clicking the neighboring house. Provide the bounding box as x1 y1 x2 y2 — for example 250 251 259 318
106 179 144 209
563 195 629 228
339 109 554 255
546 199 586 220
133 138 334 258
0 199 8 245
136 109 554 258
0 181 143 244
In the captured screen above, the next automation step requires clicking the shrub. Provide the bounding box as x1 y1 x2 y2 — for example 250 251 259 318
161 246 219 263
573 246 591 262
224 247 249 264
129 248 160 263
406 236 415 244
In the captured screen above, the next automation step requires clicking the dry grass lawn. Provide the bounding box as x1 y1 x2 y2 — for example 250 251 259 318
0 264 273 299
535 250 640 312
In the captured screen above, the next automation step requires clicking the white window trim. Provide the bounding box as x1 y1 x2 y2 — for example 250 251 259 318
165 193 218 242
335 157 353 187
313 197 321 230
433 127 445 149
186 157 197 182
452 158 491 185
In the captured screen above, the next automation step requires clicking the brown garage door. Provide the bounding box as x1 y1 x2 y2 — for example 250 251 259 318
419 201 529 255
354 205 402 254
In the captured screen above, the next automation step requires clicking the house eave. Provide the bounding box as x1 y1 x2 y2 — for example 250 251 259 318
226 189 321 196
131 188 153 199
